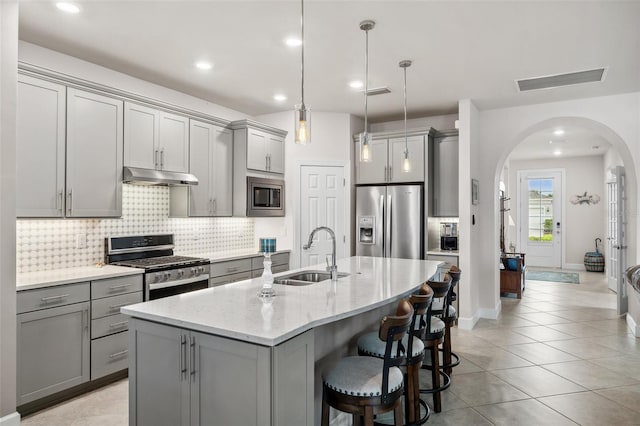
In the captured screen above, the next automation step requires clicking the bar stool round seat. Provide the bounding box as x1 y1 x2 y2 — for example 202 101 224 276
322 300 414 426
358 333 425 359
324 357 404 397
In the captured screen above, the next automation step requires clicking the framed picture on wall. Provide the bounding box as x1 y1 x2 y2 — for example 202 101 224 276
472 179 479 205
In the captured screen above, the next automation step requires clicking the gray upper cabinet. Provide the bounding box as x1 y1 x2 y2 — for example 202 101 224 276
234 121 285 174
355 132 427 184
66 88 123 217
430 130 459 217
170 119 232 217
17 298 90 405
16 75 66 217
124 102 189 173
17 75 123 218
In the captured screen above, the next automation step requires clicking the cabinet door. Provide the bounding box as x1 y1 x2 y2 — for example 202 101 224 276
66 88 123 217
129 320 190 426
246 129 267 172
190 331 271 426
432 135 458 217
265 134 285 174
389 136 425 183
16 75 66 217
159 111 189 173
17 301 90 405
212 126 233 216
188 120 214 217
124 102 159 170
355 139 387 184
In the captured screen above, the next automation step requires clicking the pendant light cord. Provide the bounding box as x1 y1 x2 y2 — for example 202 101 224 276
364 27 369 136
403 66 407 152
301 0 305 108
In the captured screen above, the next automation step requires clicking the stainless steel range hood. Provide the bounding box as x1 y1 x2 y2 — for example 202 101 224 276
123 167 199 186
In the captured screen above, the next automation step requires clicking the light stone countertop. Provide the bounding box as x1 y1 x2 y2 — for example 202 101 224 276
426 248 459 256
184 249 291 264
122 256 441 347
17 265 144 291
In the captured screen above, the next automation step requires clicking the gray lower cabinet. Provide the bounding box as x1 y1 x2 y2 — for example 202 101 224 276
17 300 90 405
129 318 313 426
210 252 290 287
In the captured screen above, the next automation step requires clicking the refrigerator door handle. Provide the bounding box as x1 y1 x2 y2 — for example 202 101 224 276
380 194 385 257
387 194 392 257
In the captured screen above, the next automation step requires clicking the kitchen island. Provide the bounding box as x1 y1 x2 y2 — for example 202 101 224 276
122 256 441 426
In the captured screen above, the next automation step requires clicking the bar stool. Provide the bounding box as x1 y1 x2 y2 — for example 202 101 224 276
419 274 452 413
440 266 461 376
357 284 434 425
322 300 413 426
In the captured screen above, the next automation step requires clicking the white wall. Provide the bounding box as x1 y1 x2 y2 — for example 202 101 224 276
509 156 605 268
457 92 640 332
0 1 19 423
254 111 362 268
370 113 457 133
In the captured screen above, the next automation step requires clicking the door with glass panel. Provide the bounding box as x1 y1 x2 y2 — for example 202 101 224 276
519 170 563 267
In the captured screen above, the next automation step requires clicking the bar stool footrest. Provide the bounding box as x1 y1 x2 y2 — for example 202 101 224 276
418 369 451 393
371 397 431 426
439 349 461 370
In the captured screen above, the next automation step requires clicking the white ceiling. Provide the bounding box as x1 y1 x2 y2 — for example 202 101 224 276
508 125 611 160
18 1 640 122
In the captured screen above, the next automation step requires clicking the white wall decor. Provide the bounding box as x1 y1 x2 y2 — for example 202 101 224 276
569 192 601 205
16 185 255 273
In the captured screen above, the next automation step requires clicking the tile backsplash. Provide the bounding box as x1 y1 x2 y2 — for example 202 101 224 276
17 185 255 273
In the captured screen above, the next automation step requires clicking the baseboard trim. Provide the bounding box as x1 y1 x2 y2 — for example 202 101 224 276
458 311 480 330
626 313 640 337
563 263 586 271
479 299 502 320
0 412 20 426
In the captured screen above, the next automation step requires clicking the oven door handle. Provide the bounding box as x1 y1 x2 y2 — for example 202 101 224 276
148 274 210 291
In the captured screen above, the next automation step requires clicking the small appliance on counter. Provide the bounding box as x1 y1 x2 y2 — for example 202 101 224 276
440 222 458 251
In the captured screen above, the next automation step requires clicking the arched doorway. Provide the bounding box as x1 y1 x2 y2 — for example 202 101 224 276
494 117 637 315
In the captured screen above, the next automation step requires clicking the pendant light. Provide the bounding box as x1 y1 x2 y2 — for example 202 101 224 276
359 20 375 162
294 0 310 144
399 60 412 173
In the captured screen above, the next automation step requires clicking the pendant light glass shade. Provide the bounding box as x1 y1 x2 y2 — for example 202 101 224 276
400 60 412 173
295 104 310 145
294 0 310 144
359 20 375 162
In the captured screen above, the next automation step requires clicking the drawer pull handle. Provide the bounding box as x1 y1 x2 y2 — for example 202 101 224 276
108 321 129 329
108 303 129 311
41 294 70 302
226 267 239 272
108 284 131 291
108 350 129 359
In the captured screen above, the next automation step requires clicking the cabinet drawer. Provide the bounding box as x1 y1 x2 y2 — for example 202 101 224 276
91 331 129 380
92 275 142 299
210 258 252 277
252 263 289 278
92 291 142 319
18 282 90 314
209 271 252 287
92 313 130 339
251 252 289 269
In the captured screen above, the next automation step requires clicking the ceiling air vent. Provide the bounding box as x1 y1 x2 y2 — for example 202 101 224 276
365 87 391 96
517 68 606 92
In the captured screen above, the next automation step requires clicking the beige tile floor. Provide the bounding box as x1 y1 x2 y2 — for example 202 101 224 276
21 270 640 425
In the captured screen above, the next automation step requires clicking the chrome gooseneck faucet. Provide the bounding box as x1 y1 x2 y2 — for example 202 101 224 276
303 226 338 281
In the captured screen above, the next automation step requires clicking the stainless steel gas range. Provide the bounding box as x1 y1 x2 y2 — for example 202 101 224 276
106 234 210 300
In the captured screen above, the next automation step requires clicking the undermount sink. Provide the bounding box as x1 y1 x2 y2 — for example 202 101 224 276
273 270 349 286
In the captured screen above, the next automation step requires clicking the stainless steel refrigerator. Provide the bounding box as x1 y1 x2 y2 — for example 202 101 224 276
356 185 424 259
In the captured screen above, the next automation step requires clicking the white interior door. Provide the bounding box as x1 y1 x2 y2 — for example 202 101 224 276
519 170 563 267
299 166 346 268
607 166 628 314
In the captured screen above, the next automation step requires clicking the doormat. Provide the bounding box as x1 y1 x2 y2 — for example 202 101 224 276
526 270 579 284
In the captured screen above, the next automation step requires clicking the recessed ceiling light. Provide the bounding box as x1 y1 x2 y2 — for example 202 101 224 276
56 2 80 14
273 94 287 101
285 38 302 47
195 61 213 71
549 140 553 144
349 80 364 89
553 129 565 136
592 145 600 150
553 150 562 156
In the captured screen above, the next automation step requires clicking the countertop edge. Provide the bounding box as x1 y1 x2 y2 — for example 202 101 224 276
17 266 144 291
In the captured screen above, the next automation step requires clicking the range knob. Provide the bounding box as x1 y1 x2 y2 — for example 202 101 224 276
177 270 185 278
198 266 205 274
191 267 198 276
164 271 171 280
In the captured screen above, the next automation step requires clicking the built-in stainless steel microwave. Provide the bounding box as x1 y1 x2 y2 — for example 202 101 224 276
247 177 285 217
